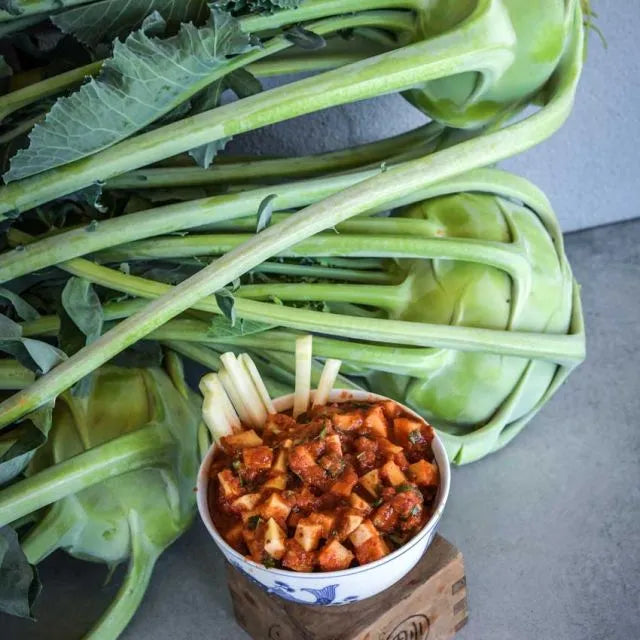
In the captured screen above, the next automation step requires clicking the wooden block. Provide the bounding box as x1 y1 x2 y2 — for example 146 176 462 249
227 534 467 640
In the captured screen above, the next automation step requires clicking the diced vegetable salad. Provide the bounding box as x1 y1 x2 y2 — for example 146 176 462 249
209 399 439 572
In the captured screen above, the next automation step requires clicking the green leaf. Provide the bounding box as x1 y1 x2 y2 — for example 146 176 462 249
188 135 230 169
207 315 273 337
61 277 103 344
256 193 277 233
0 55 12 79
109 340 164 368
214 288 236 326
4 7 254 182
0 526 41 620
60 278 103 395
52 0 210 48
0 406 52 486
284 25 326 51
0 314 67 374
226 68 262 98
0 287 40 322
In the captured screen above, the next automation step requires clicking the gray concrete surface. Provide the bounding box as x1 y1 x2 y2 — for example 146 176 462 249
2 218 638 639
226 0 640 233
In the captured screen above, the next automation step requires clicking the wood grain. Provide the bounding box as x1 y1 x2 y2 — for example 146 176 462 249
227 534 467 640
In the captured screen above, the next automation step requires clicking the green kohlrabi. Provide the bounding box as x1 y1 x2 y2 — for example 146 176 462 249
0 355 203 637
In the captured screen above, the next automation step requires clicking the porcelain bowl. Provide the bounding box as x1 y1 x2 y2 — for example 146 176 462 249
196 389 451 606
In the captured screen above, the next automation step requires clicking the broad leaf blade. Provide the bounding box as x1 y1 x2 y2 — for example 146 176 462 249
0 526 41 620
0 288 39 322
4 8 253 182
61 277 103 343
53 0 210 48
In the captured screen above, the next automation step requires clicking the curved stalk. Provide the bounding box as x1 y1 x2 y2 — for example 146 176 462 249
105 123 443 190
0 9 411 123
85 511 161 640
21 503 77 564
0 0 514 216
0 3 584 429
0 425 172 527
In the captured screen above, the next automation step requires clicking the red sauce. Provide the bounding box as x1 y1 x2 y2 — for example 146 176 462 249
208 400 439 572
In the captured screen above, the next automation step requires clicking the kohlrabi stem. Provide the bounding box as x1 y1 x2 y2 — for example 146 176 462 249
85 512 160 640
251 263 393 284
0 425 173 527
31 251 583 366
0 61 102 122
235 282 407 311
105 123 443 190
159 326 451 378
0 171 376 283
0 359 34 389
21 503 76 563
0 3 584 429
0 9 410 123
97 233 532 291
0 0 512 215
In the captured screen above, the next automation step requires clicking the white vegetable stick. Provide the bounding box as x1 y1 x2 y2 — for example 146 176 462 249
200 373 241 432
220 352 268 428
293 335 313 418
219 368 253 427
202 394 233 443
313 359 342 408
239 353 276 414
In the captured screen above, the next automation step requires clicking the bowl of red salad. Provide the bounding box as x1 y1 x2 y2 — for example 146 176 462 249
197 389 450 606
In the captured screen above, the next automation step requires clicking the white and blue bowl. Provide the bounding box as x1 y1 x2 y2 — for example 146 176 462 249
196 389 451 606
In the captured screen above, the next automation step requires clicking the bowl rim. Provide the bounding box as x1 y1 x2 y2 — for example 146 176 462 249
196 388 451 579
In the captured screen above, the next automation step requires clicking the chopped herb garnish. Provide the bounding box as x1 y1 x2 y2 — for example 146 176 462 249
409 505 421 517
262 553 278 569
408 430 424 445
396 484 413 493
232 460 242 471
388 533 404 546
247 515 262 530
318 426 327 440
372 497 384 507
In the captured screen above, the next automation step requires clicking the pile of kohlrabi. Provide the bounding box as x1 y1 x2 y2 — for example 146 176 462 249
0 0 589 636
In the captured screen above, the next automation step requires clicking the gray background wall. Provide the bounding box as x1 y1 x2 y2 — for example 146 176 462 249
229 0 639 233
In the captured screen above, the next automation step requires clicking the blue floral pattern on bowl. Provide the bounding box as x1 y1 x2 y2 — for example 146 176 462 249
231 561 360 606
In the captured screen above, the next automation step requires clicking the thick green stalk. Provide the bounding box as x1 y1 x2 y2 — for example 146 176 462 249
158 325 451 378
0 3 584 428
235 281 407 310
21 503 76 563
32 253 582 365
0 0 513 216
105 123 443 190
85 512 161 640
250 263 392 284
0 62 102 122
0 172 374 283
0 425 172 527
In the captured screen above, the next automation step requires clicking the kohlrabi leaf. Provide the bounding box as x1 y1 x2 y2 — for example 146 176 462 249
0 288 40 322
52 0 210 48
0 314 67 374
61 277 103 344
214 0 302 15
256 193 277 232
186 69 261 168
214 288 236 325
0 55 12 79
207 315 273 337
4 8 253 182
0 525 41 620
0 406 52 486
